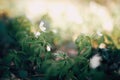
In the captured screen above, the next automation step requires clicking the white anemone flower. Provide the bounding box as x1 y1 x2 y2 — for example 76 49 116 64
34 32 41 38
99 43 106 49
39 21 46 32
46 45 51 52
90 54 102 69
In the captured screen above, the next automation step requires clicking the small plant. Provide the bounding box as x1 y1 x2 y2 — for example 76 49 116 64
0 15 120 80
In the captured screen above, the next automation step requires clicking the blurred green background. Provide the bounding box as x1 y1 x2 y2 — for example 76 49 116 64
0 0 120 48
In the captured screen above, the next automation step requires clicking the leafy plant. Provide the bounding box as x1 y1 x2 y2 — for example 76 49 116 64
0 15 120 80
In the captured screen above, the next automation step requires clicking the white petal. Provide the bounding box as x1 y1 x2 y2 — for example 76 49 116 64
39 21 46 32
99 43 106 49
90 54 102 69
46 45 51 51
34 32 41 38
40 26 46 32
39 21 44 27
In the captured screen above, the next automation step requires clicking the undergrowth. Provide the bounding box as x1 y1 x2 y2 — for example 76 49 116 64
0 16 120 80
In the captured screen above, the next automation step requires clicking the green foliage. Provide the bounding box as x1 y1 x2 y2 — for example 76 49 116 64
0 15 120 80
75 34 92 57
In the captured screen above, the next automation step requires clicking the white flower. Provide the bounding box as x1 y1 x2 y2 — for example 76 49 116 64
97 31 103 36
89 54 102 69
34 32 41 38
46 45 51 52
99 43 106 49
39 21 46 32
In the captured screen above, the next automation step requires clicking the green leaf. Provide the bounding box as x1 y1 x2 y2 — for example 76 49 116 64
18 70 28 79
